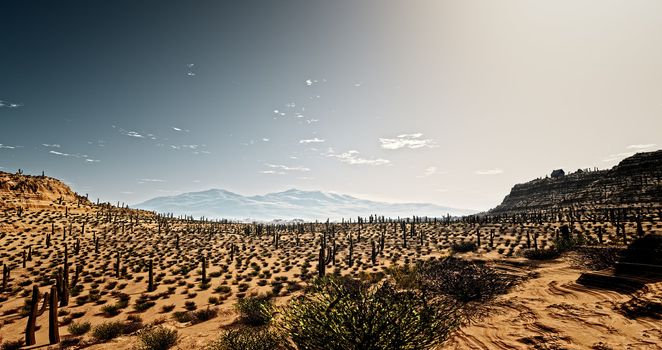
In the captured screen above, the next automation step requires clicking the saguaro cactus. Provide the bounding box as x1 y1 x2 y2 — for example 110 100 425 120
317 234 333 277
147 259 154 292
49 285 60 344
24 285 48 346
201 256 207 285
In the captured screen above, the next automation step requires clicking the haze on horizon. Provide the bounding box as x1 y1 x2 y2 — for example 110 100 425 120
1 0 661 212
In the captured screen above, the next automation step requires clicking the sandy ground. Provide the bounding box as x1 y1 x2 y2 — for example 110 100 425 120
447 259 662 350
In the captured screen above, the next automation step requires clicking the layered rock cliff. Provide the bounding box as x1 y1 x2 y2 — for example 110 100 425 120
490 150 662 214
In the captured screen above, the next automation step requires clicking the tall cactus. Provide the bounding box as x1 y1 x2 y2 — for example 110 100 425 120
24 285 48 346
147 259 154 292
201 256 207 285
49 285 60 344
317 232 333 277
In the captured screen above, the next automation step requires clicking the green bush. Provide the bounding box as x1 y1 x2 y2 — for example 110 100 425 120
415 257 518 303
138 326 179 350
236 295 273 326
206 328 286 350
280 276 460 350
92 321 125 341
67 321 91 336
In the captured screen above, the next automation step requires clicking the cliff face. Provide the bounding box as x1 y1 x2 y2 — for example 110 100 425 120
491 150 662 214
0 171 88 209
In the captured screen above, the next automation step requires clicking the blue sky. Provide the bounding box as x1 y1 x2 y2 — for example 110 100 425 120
1 0 661 211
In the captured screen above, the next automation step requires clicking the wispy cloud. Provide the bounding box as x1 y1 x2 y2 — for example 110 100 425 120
379 133 437 150
603 144 657 162
626 144 656 150
49 150 99 163
113 125 145 138
42 144 61 148
139 178 165 183
266 163 310 172
299 138 325 144
417 166 448 178
0 100 22 108
259 170 286 175
49 150 70 156
327 150 390 166
475 168 503 175
0 144 19 149
172 127 190 132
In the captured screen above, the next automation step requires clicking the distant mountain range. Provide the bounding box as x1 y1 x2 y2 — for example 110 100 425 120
133 188 477 221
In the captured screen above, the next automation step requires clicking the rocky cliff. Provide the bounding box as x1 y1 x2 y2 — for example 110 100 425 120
490 150 662 214
0 171 89 209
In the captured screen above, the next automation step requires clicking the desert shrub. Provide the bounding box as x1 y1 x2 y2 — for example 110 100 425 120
451 241 477 253
161 304 176 313
184 301 197 310
67 320 91 336
172 308 218 324
280 276 460 350
192 307 218 323
1 339 24 350
523 248 560 260
415 257 518 303
172 311 193 323
235 295 273 326
138 326 179 350
206 328 286 350
101 303 121 317
92 321 125 341
571 247 623 270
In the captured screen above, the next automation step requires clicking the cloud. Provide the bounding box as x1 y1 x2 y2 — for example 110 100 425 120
603 144 657 162
49 150 100 163
266 164 310 172
260 170 286 175
113 126 145 138
299 138 325 144
262 138 270 142
139 178 165 183
49 151 70 156
42 144 61 148
417 166 448 178
327 150 390 166
0 144 18 149
379 133 437 150
475 168 504 175
626 144 656 150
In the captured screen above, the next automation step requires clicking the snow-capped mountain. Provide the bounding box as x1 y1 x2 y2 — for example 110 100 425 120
133 188 476 221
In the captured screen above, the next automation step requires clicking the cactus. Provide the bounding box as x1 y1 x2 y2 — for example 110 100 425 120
348 234 354 267
115 251 121 278
147 259 154 292
24 285 49 346
49 285 60 344
371 240 377 265
317 233 333 277
201 256 207 285
476 227 480 247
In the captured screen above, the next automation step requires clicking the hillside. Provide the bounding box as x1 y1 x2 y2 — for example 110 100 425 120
490 150 662 214
0 171 90 210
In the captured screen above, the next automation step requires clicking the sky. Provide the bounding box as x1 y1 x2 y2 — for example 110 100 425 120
1 0 661 211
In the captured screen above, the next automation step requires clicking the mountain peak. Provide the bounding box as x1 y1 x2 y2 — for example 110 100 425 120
135 188 476 221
